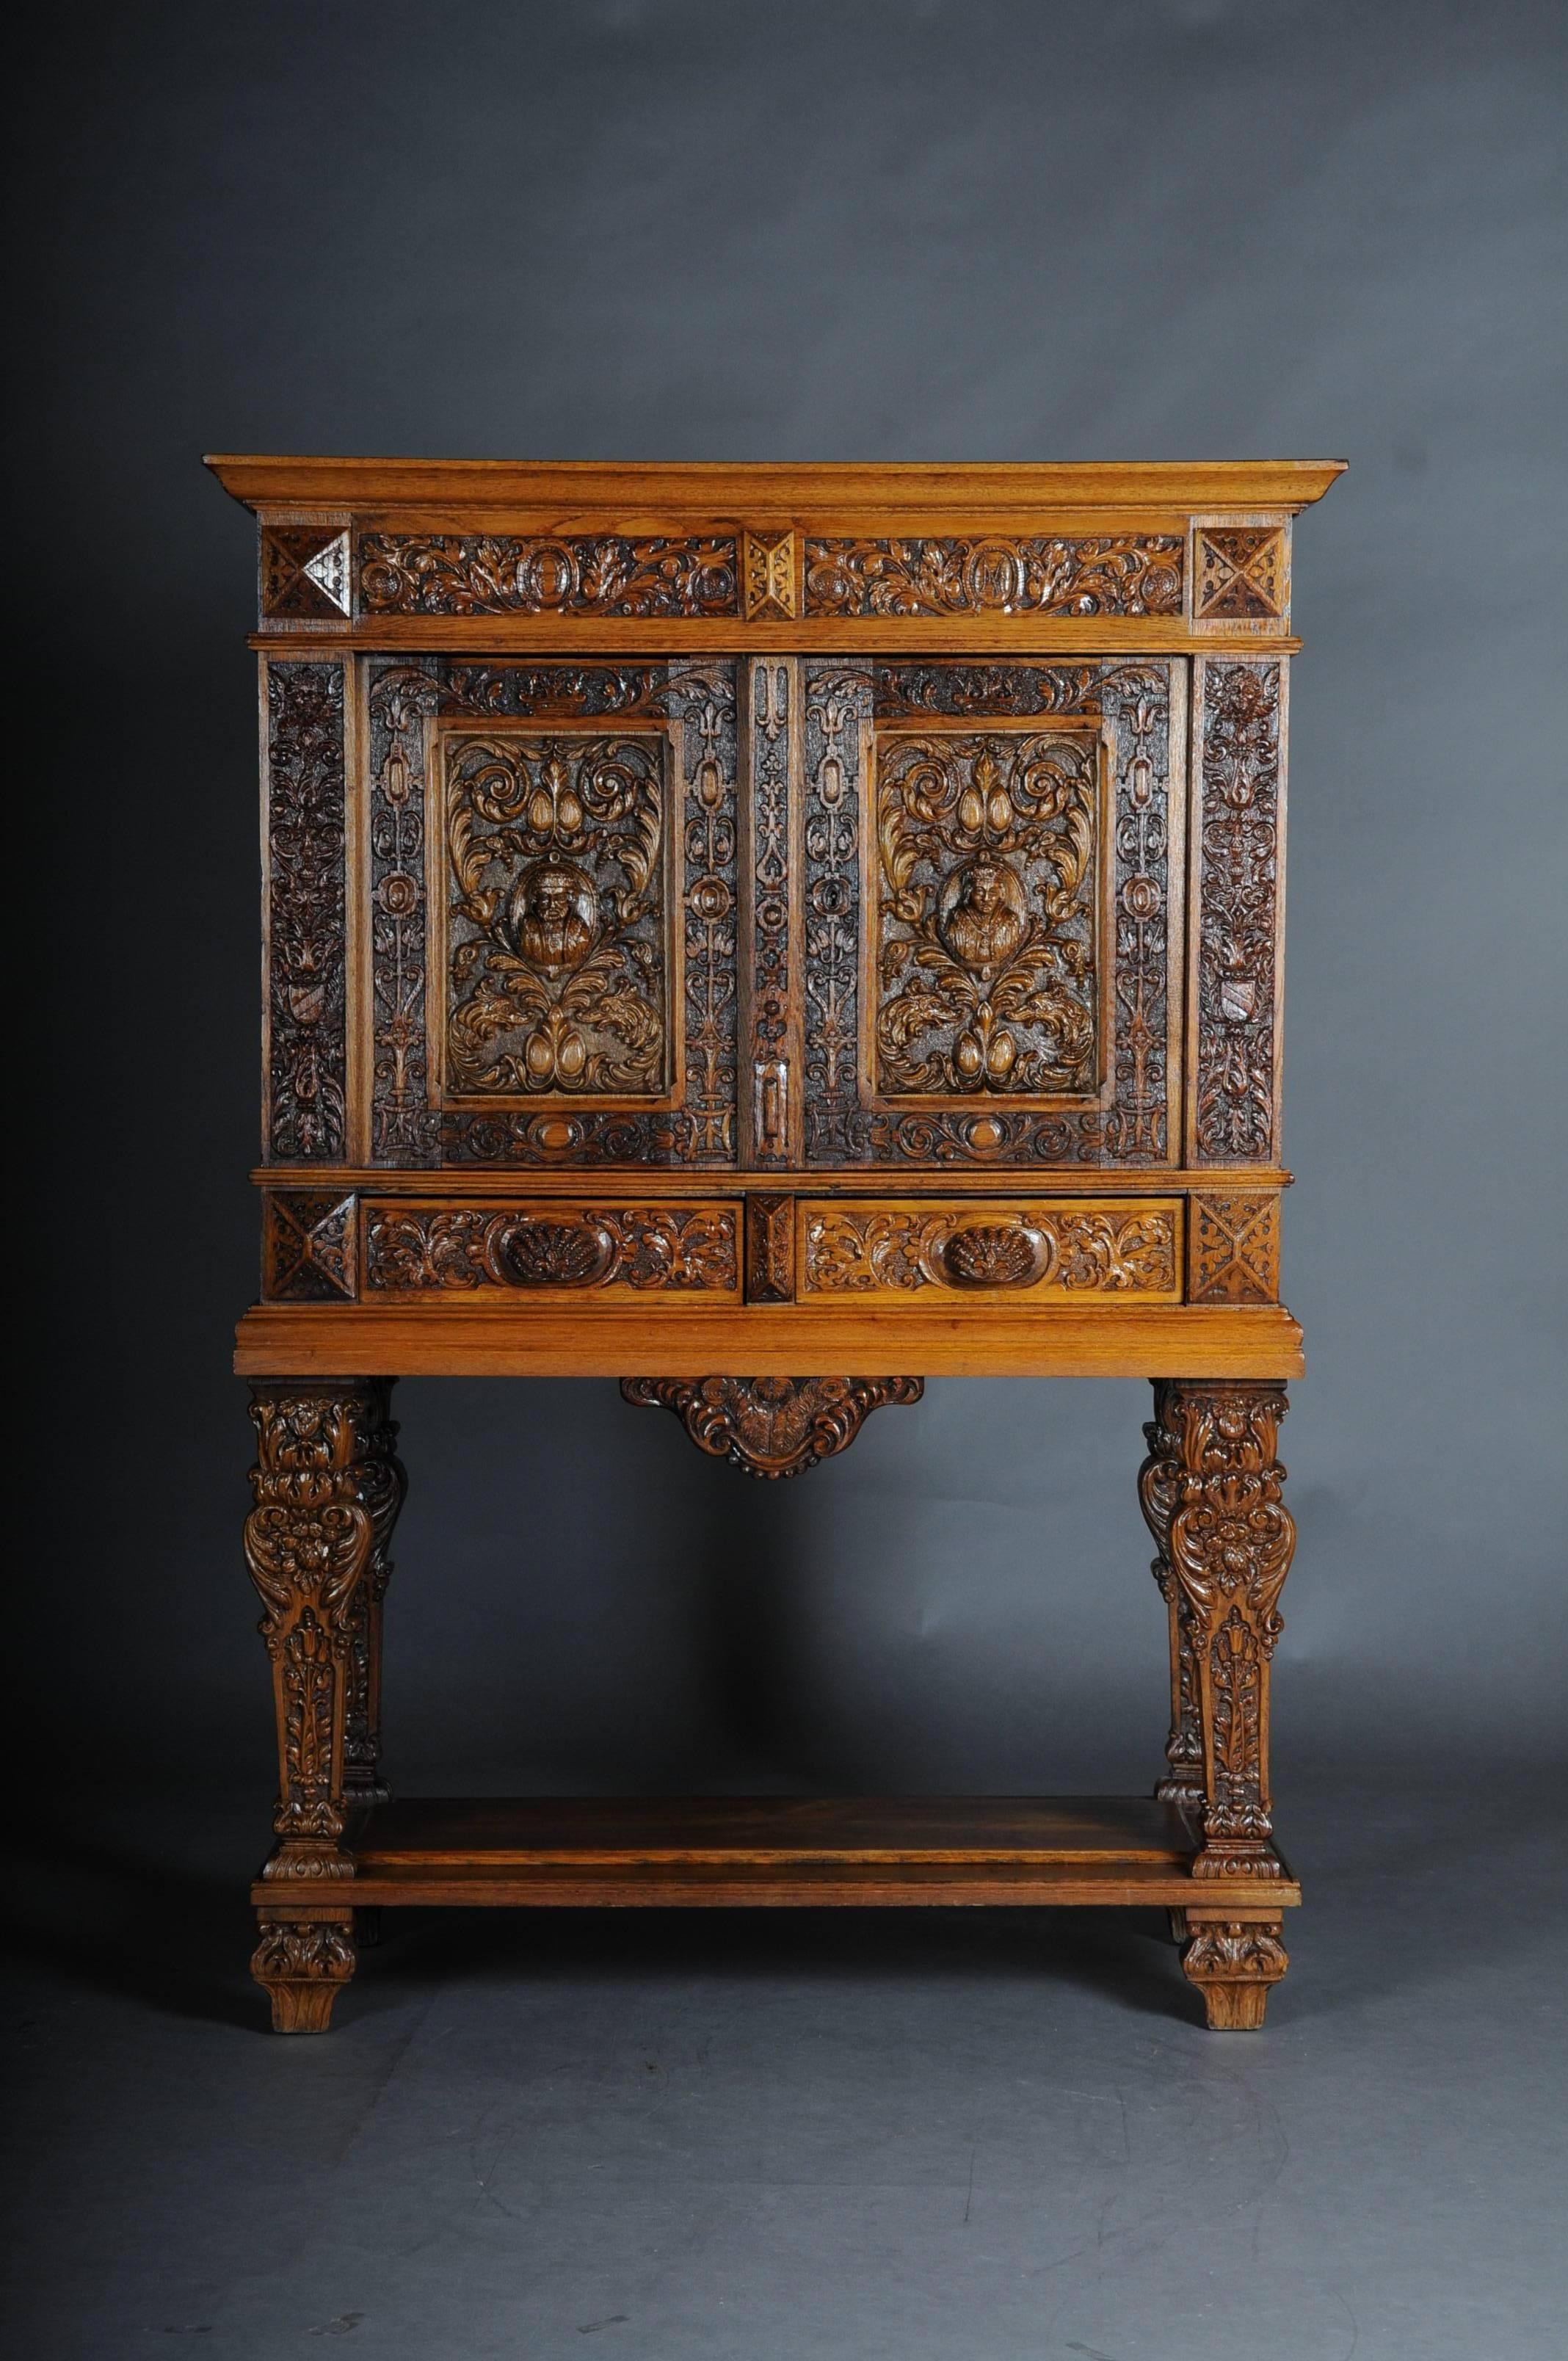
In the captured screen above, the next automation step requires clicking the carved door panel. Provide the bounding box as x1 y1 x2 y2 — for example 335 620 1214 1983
365 660 740 1168
793 660 1182 1170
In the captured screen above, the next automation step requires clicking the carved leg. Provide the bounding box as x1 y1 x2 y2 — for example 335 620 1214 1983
1158 1379 1296 1889
342 1427 406 1809
251 1912 357 2034
244 1379 403 2027
1139 1390 1205 1813
1182 1917 1288 2029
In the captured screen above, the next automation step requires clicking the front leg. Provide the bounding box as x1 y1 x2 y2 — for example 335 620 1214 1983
244 1379 402 2029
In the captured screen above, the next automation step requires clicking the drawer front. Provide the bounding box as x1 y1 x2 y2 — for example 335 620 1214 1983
361 1200 741 1297
797 1197 1182 1301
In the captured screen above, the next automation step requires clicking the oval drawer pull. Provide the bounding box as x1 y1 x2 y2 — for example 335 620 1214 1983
938 1223 1049 1289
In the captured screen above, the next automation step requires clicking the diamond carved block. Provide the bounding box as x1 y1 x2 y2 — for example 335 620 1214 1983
261 527 352 620
1194 528 1288 623
264 1192 358 1300
742 532 799 620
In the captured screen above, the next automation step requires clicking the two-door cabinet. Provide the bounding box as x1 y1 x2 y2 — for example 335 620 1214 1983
210 456 1343 2032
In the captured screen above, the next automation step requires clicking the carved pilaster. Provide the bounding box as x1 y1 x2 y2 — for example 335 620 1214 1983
1181 1917 1288 2030
244 1380 404 1877
250 1914 357 2034
1155 1379 1296 1880
1137 1392 1205 1812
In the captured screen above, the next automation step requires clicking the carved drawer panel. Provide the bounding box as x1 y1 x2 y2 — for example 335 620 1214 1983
363 1200 740 1296
798 1197 1182 1301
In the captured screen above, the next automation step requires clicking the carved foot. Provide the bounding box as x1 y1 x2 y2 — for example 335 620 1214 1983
621 1375 923 1478
1181 1917 1288 2029
251 1916 357 2033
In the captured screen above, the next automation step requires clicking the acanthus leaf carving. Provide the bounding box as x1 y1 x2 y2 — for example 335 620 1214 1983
364 1204 738 1293
621 1375 923 1479
802 1205 1177 1297
1194 661 1282 1164
358 533 739 618
805 535 1183 618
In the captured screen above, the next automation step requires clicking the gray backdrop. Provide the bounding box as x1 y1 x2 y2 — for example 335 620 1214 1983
22 0 1565 1808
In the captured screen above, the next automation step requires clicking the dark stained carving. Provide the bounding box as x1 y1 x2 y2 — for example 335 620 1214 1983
442 730 670 1098
1138 1392 1206 1812
1194 528 1287 623
265 662 348 1161
243 1381 404 1881
261 526 352 619
357 534 738 617
1154 1380 1296 1881
745 659 797 1163
805 536 1183 617
874 728 1101 1099
622 1374 923 1479
803 1204 1178 1296
744 1193 796 1302
366 661 738 1166
365 1204 738 1293
1188 1193 1280 1303
805 661 1172 1166
250 1916 357 2034
1181 1918 1288 2030
264 1192 358 1302
1194 661 1282 1163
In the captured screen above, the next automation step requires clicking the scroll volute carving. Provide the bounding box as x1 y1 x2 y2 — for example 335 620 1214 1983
621 1376 923 1479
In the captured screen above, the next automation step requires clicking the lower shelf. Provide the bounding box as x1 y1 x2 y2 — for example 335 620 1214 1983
258 1796 1301 1910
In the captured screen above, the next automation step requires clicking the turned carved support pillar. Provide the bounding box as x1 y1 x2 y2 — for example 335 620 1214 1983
244 1379 404 2030
1137 1393 1206 1813
1153 1379 1296 1882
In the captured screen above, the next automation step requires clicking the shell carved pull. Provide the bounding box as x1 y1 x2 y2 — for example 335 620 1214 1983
488 1217 614 1289
937 1222 1049 1289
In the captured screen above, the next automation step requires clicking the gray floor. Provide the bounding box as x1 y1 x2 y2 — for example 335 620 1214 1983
4 1772 1564 2360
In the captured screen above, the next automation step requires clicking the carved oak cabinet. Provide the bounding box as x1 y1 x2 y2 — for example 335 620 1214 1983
211 456 1343 2034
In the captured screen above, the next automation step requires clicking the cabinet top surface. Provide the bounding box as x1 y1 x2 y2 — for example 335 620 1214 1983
208 454 1346 518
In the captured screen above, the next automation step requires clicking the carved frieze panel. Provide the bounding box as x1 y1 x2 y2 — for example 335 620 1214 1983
804 536 1183 617
802 661 1176 1167
1193 526 1288 625
261 526 352 619
438 728 672 1101
363 1202 738 1294
265 661 348 1161
871 724 1106 1103
1187 1193 1280 1303
800 1200 1180 1299
366 661 738 1166
264 1192 358 1301
1191 661 1282 1164
621 1375 924 1479
357 534 738 618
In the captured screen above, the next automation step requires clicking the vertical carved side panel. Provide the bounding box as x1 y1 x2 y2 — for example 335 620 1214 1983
802 661 874 1162
1157 1379 1296 1881
1190 660 1285 1164
1137 1393 1205 1812
741 659 802 1163
244 1381 404 1877
264 663 349 1161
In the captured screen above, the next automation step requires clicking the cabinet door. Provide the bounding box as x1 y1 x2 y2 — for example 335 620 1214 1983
364 659 740 1168
794 659 1182 1169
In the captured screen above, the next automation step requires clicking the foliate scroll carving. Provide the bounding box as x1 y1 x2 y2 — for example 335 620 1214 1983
261 526 351 620
1188 1194 1280 1304
1194 661 1282 1163
1138 1393 1205 1811
805 663 1172 1167
250 1917 357 2034
743 532 798 620
805 536 1183 617
244 1382 404 1879
364 1204 738 1293
266 663 348 1161
442 730 670 1098
1156 1380 1296 1880
1194 528 1287 623
1181 1918 1288 2030
357 534 738 617
744 1194 796 1303
264 1192 357 1302
366 661 738 1166
802 1205 1177 1297
621 1375 923 1479
874 728 1101 1099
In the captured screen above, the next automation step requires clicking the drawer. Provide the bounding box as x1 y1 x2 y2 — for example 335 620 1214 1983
796 1197 1182 1302
362 1199 741 1298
